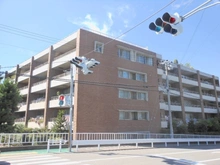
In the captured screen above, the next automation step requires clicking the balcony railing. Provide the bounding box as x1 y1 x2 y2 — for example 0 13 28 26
18 102 26 106
32 79 47 86
168 72 178 77
19 86 28 90
181 75 197 81
184 104 200 107
50 93 71 100
31 97 45 103
201 80 213 85
15 117 25 122
202 93 214 97
183 89 199 94
52 71 70 79
34 61 48 69
54 49 76 60
204 105 217 109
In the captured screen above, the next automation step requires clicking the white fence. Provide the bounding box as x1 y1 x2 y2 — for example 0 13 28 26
0 133 68 147
1 132 220 149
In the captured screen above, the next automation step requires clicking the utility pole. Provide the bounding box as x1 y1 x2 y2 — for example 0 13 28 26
68 63 74 152
68 56 100 152
161 60 174 138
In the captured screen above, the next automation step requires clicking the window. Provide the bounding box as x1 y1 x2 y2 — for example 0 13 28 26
136 53 153 66
119 111 130 120
118 48 131 60
118 89 148 101
119 111 149 120
118 69 146 82
94 41 104 53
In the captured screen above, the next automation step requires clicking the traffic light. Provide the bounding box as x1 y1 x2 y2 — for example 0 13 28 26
59 95 65 106
70 56 100 75
149 12 183 36
162 12 183 36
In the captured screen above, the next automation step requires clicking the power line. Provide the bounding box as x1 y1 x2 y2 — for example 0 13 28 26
1 0 176 72
83 0 176 57
180 10 205 63
0 24 60 42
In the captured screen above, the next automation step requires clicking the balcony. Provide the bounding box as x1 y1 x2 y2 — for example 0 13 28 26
14 117 25 125
50 72 70 87
17 102 27 112
19 86 28 95
28 116 44 128
184 104 202 113
202 93 216 101
29 98 45 110
183 89 200 99
159 101 181 111
18 71 30 82
49 94 74 108
31 80 47 93
216 86 220 91
33 62 48 76
204 106 218 114
200 80 214 89
52 49 76 68
181 76 198 86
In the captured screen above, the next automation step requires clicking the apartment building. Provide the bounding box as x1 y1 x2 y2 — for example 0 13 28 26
158 63 220 126
5 28 220 133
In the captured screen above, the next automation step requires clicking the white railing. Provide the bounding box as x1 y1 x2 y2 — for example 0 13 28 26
0 133 68 147
74 133 220 140
2 132 220 149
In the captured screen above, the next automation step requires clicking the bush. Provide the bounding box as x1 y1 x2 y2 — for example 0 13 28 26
195 120 208 133
188 120 195 133
176 124 188 134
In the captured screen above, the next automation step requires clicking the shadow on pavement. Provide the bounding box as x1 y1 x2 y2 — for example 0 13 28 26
0 161 10 165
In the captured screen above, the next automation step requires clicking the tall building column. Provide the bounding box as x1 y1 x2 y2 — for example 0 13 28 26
177 65 186 123
25 57 35 126
212 75 220 116
197 71 205 119
43 46 54 127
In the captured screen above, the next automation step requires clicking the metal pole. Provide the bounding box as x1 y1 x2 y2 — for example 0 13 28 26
182 0 211 19
69 64 74 152
165 63 174 138
183 1 220 20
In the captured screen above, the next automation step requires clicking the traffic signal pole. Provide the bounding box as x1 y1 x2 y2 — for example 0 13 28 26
160 60 174 138
182 0 220 20
69 63 74 152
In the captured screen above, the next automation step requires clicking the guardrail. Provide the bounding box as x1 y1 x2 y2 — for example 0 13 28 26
0 133 68 147
1 132 220 149
71 138 220 152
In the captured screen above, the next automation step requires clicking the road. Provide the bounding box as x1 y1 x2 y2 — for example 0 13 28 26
1 144 220 165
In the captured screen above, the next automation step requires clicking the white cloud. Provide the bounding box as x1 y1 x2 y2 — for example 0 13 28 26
70 12 114 35
68 4 135 39
172 0 194 10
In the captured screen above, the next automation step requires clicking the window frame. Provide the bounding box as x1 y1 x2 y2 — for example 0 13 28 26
119 110 149 120
94 41 104 54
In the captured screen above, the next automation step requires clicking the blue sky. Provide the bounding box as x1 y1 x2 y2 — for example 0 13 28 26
0 0 219 78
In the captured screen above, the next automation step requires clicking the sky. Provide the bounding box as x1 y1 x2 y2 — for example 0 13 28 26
0 0 219 78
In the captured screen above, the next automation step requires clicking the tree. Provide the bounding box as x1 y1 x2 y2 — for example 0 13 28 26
50 110 67 132
0 78 22 133
173 59 179 64
185 63 194 69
